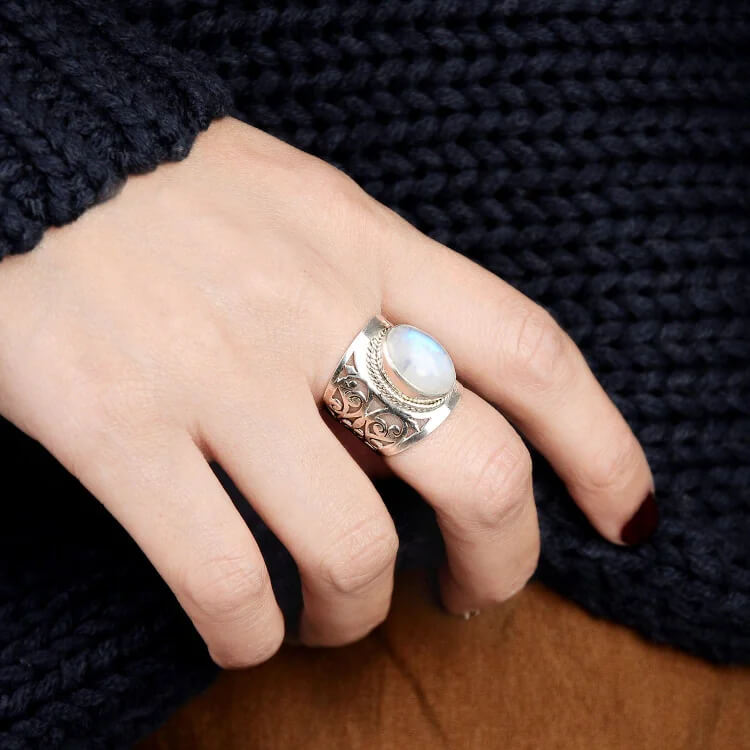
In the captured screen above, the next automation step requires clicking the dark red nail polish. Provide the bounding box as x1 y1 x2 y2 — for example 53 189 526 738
620 491 658 545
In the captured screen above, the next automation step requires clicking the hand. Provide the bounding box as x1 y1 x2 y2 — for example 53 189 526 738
0 118 655 667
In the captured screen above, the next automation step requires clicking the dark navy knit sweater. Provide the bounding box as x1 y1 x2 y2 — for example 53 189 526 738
1 1 749 747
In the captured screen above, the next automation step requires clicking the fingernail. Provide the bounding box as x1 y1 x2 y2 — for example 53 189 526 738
620 491 659 545
461 609 481 621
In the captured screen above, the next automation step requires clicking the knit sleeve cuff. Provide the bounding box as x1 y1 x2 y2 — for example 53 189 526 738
0 1 232 258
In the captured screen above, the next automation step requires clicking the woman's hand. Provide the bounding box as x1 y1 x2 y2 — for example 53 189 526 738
0 118 655 667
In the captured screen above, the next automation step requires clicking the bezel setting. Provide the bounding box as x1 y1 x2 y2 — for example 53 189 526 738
366 324 455 412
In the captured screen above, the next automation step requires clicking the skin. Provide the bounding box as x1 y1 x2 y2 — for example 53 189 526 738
0 118 654 667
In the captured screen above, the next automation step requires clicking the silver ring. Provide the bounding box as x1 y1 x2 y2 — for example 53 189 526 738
323 315 461 455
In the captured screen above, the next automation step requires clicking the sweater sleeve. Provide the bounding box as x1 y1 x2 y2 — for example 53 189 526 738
0 0 231 258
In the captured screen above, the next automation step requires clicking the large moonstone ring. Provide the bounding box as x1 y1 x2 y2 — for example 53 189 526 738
323 316 461 455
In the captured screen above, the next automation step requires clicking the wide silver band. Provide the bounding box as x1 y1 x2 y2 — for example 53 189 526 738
323 316 461 456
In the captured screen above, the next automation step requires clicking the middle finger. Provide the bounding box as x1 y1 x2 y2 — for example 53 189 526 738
200 374 399 647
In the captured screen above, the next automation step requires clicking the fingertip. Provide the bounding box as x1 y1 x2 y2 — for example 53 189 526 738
565 426 657 546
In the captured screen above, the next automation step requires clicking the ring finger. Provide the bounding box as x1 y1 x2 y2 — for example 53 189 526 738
385 387 540 615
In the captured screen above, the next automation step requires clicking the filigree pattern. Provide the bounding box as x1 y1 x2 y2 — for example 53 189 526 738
323 318 459 455
326 353 428 452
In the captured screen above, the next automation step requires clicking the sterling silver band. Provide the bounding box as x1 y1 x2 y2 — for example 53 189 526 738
323 316 461 456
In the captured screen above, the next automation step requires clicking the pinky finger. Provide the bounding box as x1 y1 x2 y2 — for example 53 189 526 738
73 432 284 669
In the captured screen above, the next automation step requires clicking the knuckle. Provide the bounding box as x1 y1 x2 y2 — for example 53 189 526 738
242 250 334 341
60 378 161 480
182 555 269 624
278 264 331 329
170 305 233 370
507 305 572 390
82 379 156 438
317 519 399 596
464 441 533 530
306 159 363 205
297 159 383 240
582 425 644 493
42 334 163 473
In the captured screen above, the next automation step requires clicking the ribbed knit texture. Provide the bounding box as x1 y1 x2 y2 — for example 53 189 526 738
0 0 230 257
1 1 749 747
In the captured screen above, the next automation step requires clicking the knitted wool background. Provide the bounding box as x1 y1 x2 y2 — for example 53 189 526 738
1 0 749 747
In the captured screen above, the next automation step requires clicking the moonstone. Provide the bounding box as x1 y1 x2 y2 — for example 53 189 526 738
383 324 456 399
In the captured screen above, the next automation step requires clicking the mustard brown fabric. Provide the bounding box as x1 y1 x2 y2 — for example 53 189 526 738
141 576 750 750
